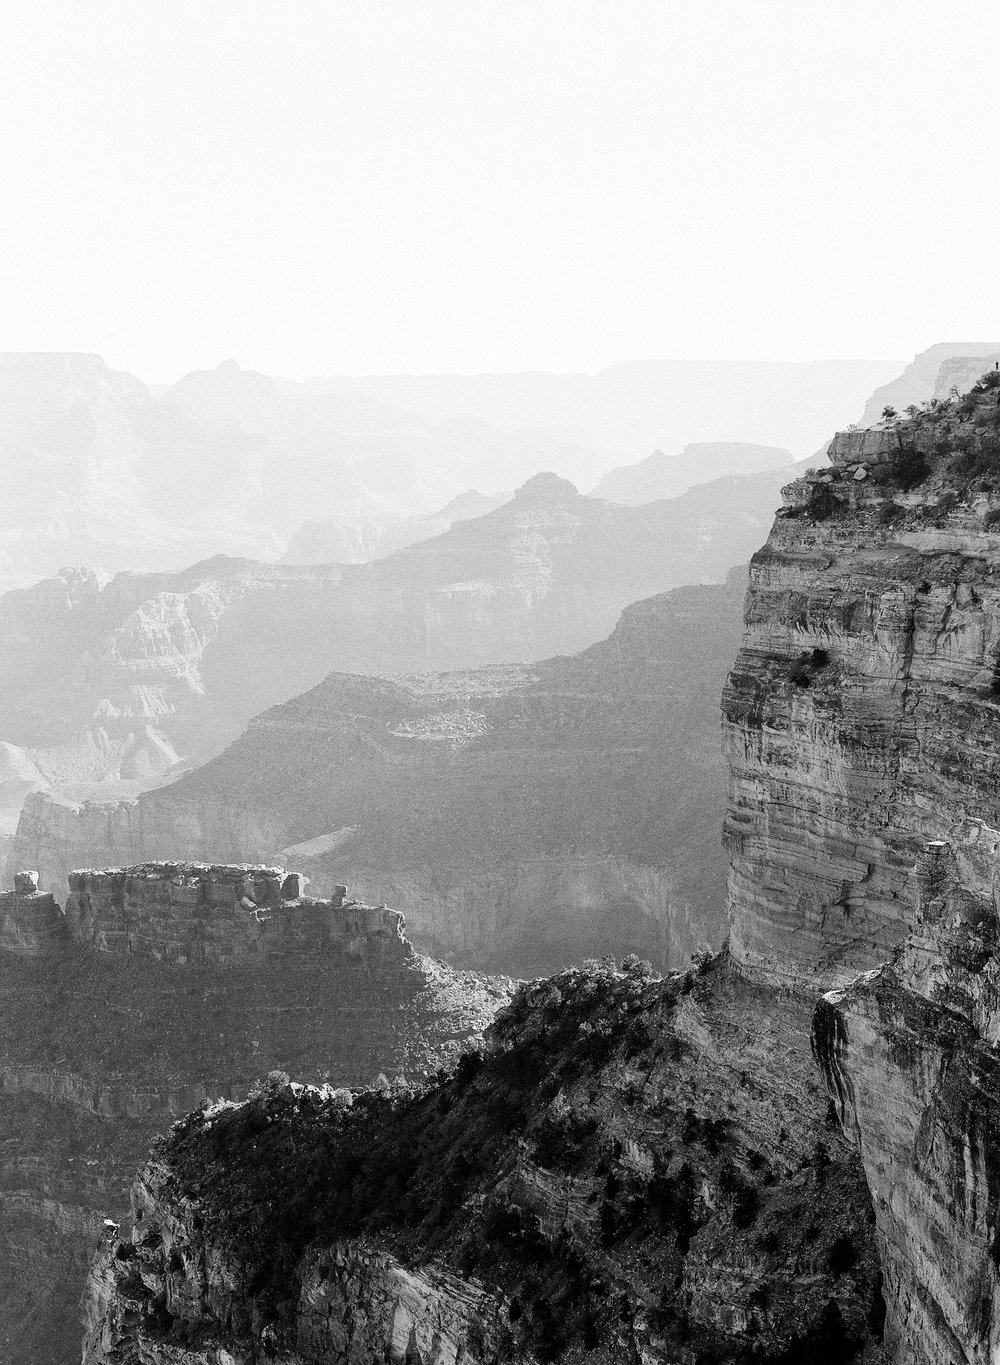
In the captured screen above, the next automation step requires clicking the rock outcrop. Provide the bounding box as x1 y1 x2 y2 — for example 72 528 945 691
15 572 747 975
0 869 65 955
83 367 1000 1364
62 863 407 966
0 867 512 1365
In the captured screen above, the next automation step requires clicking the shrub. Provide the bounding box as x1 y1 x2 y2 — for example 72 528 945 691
732 1185 760 1229
930 491 959 523
805 482 842 521
531 1110 597 1169
788 657 812 688
891 447 929 491
876 500 905 526
827 1234 858 1276
599 1199 618 1247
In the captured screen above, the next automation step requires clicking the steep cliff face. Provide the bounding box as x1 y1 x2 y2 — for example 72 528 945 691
15 573 746 974
0 865 512 1365
722 382 1000 1362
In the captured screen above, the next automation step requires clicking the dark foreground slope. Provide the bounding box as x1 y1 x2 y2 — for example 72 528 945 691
0 866 511 1365
17 571 747 975
85 954 884 1365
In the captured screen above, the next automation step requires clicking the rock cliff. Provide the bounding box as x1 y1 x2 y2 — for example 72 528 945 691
0 866 512 1365
725 374 1000 1361
15 572 747 975
83 368 1000 1364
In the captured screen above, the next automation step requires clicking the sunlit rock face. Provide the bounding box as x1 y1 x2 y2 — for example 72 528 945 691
815 840 1000 1365
719 385 1000 1362
723 436 1000 992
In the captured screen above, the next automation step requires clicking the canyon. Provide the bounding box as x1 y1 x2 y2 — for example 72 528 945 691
83 373 1000 1363
0 863 513 1364
13 569 747 976
0 467 774 848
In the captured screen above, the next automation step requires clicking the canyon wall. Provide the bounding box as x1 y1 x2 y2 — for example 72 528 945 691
721 392 1000 1362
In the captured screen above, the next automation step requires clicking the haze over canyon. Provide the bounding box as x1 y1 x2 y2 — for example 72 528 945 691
6 342 1000 1364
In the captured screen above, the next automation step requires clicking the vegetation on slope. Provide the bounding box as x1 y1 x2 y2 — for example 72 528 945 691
787 369 1000 528
146 954 884 1364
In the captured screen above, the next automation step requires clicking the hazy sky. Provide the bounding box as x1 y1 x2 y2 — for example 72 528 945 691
1 1 997 380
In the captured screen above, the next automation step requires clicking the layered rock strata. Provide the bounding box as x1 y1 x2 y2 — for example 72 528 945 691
0 867 512 1365
62 863 406 965
723 383 1000 1361
0 871 65 956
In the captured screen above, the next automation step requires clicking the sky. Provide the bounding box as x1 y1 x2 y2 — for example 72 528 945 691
0 0 998 381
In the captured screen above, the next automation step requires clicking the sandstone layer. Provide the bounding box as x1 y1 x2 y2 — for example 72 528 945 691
0 865 512 1365
723 379 1000 1361
15 572 747 975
